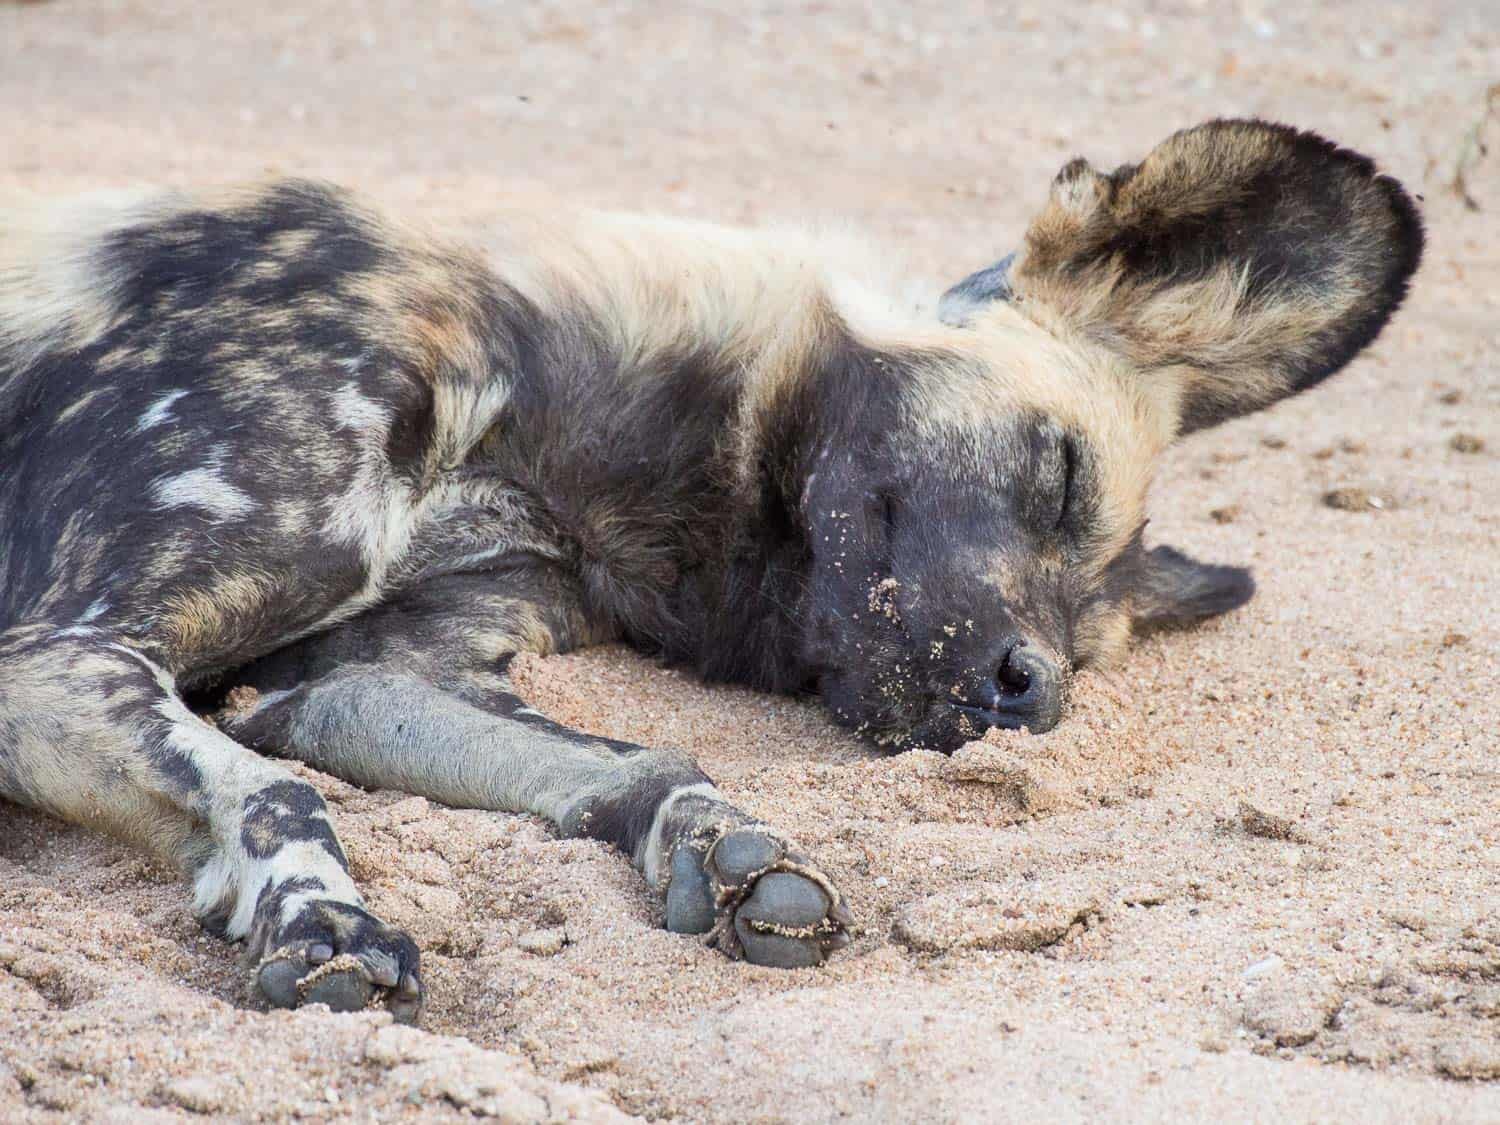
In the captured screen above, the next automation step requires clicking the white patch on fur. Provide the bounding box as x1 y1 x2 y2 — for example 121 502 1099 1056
640 781 726 887
133 389 190 433
438 378 512 470
155 704 359 939
311 393 447 631
150 467 256 519
329 385 390 433
51 624 101 640
78 597 110 623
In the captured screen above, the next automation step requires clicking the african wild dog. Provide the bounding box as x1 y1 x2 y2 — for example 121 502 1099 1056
0 120 1421 1022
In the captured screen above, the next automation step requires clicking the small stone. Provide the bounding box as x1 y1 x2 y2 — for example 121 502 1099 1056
1241 971 1342 1047
1120 884 1169 907
1450 433 1485 454
516 927 567 956
1242 955 1282 980
1438 388 1463 405
1260 435 1287 449
1441 632 1469 648
1235 802 1310 843
1209 505 1241 524
1323 487 1381 511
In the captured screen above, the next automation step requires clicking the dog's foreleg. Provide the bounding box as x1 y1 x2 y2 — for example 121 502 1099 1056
0 624 422 1019
225 661 852 969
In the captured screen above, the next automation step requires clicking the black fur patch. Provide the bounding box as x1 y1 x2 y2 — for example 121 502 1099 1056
241 780 348 870
560 762 710 855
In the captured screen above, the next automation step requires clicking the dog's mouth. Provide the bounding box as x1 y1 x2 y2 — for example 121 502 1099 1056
897 672 1067 751
949 702 1043 733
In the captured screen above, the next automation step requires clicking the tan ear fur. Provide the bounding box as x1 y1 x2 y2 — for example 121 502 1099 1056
1008 119 1424 434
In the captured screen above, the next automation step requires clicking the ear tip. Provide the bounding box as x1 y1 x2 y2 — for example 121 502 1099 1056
1373 166 1427 281
1219 564 1257 608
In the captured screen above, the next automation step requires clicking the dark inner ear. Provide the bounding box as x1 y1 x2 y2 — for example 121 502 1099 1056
937 253 1016 326
1132 545 1255 632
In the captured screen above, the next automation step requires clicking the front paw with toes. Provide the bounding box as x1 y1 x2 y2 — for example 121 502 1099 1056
666 828 853 968
254 899 423 1024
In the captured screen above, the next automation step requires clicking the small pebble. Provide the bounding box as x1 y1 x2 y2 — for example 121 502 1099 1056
516 927 567 957
1243 955 1284 980
1449 433 1484 453
1323 487 1382 511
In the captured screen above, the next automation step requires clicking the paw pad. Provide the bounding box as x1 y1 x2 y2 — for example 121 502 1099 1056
667 828 853 968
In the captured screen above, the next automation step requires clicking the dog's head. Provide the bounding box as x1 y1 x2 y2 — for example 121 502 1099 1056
800 119 1422 751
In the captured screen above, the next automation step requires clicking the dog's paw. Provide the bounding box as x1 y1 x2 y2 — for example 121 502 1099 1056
666 828 852 968
255 899 422 1024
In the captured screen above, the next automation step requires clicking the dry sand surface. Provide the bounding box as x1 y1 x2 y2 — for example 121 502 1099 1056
2 1 1498 1120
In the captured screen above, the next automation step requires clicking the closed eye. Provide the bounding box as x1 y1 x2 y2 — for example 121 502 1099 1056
1056 435 1076 531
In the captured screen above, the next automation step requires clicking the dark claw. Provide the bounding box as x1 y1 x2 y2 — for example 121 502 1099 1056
668 826 851 969
252 903 422 1023
388 996 423 1026
829 896 855 927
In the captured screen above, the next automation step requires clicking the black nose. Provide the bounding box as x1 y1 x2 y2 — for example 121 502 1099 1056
955 641 1064 734
993 642 1062 732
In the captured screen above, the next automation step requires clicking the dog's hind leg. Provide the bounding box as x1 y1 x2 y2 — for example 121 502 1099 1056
222 571 853 968
0 622 422 1021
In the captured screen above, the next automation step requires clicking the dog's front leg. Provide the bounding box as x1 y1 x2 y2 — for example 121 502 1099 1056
223 663 853 968
0 624 422 1021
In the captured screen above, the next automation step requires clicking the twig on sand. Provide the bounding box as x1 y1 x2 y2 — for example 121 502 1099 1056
1448 82 1499 212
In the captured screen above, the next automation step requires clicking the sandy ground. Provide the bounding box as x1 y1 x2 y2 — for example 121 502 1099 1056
2 0 1498 1120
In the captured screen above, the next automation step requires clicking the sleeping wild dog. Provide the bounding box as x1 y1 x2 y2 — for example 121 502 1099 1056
0 120 1421 1022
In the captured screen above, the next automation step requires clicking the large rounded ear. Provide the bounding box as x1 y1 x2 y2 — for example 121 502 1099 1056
1009 119 1424 434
